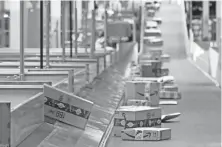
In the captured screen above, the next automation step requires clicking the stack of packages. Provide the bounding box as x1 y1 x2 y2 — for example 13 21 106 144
112 44 182 142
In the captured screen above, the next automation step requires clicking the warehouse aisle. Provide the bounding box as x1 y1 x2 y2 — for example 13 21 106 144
106 2 221 147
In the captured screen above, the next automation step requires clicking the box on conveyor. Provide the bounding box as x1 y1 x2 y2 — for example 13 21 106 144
147 38 164 46
152 17 162 24
113 106 162 137
125 81 160 106
140 60 162 69
163 84 179 92
160 54 171 62
132 76 175 86
159 90 181 100
125 99 151 106
121 127 171 141
140 61 163 77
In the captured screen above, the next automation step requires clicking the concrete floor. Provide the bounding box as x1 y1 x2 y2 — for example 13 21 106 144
107 2 221 147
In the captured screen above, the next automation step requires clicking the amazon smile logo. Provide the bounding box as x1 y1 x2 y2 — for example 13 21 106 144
137 91 158 97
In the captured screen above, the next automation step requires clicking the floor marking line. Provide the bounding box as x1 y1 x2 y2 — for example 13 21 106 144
188 58 220 88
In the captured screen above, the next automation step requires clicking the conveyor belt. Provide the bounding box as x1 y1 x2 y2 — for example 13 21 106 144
106 2 221 147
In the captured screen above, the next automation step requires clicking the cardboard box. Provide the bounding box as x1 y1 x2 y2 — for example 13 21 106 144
144 29 162 37
43 85 94 130
159 90 181 99
158 76 175 84
121 127 171 141
148 38 164 46
140 60 162 69
125 81 160 106
132 77 164 89
140 61 162 77
125 99 151 106
163 85 179 92
125 81 147 100
113 106 162 137
144 82 160 106
160 54 171 62
0 103 10 147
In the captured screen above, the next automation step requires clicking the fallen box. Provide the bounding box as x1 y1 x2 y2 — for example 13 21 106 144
121 127 171 141
43 85 94 129
163 84 178 92
113 106 162 137
159 90 181 99
125 99 151 106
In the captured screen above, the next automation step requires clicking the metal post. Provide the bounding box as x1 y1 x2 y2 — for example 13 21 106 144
20 1 25 80
46 0 50 68
74 1 78 56
90 10 95 58
0 1 5 48
189 1 192 30
40 1 44 69
61 1 66 61
104 2 107 53
84 10 88 53
68 69 74 93
104 55 106 70
96 58 99 76
139 5 144 54
69 0 73 58
85 64 90 83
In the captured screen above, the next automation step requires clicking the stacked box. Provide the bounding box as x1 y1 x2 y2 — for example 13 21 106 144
132 77 164 89
113 106 162 137
163 85 179 92
121 127 171 141
148 49 163 58
160 54 171 62
159 90 181 99
149 38 164 46
125 99 151 106
125 81 160 106
140 61 162 77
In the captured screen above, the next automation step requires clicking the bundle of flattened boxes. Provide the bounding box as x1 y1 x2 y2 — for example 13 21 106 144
112 48 182 141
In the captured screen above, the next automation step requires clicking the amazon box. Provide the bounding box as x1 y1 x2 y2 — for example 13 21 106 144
125 99 151 106
43 85 94 130
163 84 179 92
147 38 164 46
113 106 162 137
125 81 160 106
159 90 181 100
140 61 162 77
160 54 171 62
121 127 171 141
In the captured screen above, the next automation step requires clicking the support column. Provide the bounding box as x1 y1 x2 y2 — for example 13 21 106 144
76 1 82 30
202 1 209 40
51 0 61 48
9 1 20 49
216 1 221 86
